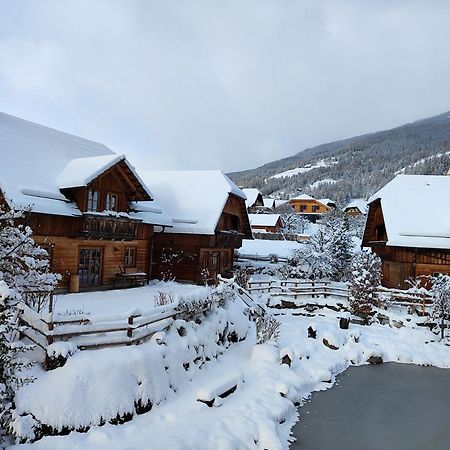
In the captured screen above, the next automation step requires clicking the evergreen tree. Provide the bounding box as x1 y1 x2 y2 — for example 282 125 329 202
429 274 450 340
348 251 381 322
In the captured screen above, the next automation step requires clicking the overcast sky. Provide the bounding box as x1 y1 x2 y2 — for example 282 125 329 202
1 1 450 172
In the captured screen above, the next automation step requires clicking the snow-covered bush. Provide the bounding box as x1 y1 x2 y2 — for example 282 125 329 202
429 274 450 340
154 291 174 307
348 251 381 322
255 315 280 344
159 247 196 281
0 206 60 302
0 281 35 443
234 268 250 290
268 253 279 264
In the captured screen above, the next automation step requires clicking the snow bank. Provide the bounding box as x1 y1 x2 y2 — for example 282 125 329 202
14 295 251 436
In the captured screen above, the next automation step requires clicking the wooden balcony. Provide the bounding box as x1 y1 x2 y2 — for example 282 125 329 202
215 230 244 248
79 213 141 240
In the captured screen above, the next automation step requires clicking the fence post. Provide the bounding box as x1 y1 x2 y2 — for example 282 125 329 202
47 320 54 346
312 281 315 298
127 316 134 339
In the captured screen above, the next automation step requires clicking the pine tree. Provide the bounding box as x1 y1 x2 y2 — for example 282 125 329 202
429 274 450 340
348 251 381 322
0 205 59 442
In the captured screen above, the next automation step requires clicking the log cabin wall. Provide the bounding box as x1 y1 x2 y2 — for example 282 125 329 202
289 199 330 214
33 234 152 291
364 201 450 288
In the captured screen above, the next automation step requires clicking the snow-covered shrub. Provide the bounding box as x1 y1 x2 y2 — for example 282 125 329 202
268 253 279 264
429 274 450 340
154 291 174 307
200 268 210 286
159 247 196 281
0 281 35 443
234 268 250 290
255 315 280 344
0 206 59 303
348 251 381 322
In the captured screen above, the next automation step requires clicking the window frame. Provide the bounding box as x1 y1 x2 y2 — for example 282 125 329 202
124 247 137 268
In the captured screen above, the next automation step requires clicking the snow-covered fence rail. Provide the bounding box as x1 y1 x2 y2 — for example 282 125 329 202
19 301 181 351
248 280 349 298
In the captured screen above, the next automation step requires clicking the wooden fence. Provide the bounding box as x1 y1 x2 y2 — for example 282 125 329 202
19 278 264 352
248 279 433 311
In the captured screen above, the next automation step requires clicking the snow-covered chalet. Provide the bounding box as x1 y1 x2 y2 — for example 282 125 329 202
0 112 172 291
363 175 450 288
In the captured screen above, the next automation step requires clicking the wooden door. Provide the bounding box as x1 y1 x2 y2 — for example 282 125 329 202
78 248 103 285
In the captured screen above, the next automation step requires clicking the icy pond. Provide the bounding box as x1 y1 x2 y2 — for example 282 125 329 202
292 363 450 450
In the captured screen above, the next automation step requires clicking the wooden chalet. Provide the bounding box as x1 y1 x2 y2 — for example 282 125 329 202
242 188 264 212
141 170 252 283
248 214 283 233
288 194 332 222
343 199 368 218
363 175 450 288
0 112 172 292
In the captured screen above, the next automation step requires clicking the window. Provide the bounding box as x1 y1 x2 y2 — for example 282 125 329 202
78 248 102 285
106 193 118 211
124 247 136 267
300 205 307 212
312 205 319 213
203 252 209 268
87 190 99 212
222 251 229 269
211 252 219 269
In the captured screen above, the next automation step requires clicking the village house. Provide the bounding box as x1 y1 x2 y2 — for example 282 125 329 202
343 199 368 217
140 170 252 283
248 213 283 233
288 194 333 222
363 175 450 288
0 112 172 292
242 188 264 212
262 197 276 210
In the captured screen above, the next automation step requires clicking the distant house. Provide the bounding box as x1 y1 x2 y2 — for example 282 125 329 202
0 112 172 292
248 214 283 233
343 199 368 217
262 197 276 210
242 188 264 211
318 198 337 209
141 171 252 282
362 175 450 288
288 194 332 221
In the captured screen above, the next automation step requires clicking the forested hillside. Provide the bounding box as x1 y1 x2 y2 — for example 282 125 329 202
228 111 450 204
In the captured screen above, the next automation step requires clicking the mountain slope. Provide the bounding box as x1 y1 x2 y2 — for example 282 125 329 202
228 111 450 204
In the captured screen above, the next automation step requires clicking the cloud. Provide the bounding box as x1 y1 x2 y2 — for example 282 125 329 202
1 0 450 172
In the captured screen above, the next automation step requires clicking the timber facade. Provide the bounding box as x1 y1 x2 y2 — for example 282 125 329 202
20 161 154 292
152 194 251 283
363 199 450 288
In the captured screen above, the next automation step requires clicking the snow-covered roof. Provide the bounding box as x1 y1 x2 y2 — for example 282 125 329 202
274 199 288 208
248 214 281 227
368 175 450 249
129 200 173 227
0 112 165 222
343 199 368 214
139 170 246 235
318 198 336 207
289 194 315 201
263 198 276 209
57 154 153 198
242 188 262 208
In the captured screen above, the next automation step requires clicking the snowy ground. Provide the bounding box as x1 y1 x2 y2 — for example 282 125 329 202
11 283 450 450
49 281 208 318
238 239 305 259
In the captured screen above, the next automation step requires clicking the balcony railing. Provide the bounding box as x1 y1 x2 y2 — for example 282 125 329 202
79 213 141 240
215 230 245 248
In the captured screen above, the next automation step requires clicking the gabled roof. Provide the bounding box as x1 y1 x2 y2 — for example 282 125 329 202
140 170 246 235
249 213 281 227
263 198 276 209
289 193 315 201
242 188 263 208
368 175 450 249
318 198 336 207
0 112 161 221
344 199 368 214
